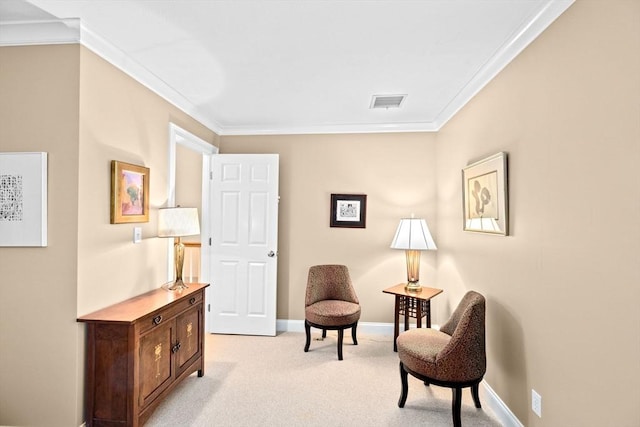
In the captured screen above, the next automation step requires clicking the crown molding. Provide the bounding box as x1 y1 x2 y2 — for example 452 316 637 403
219 120 440 136
1 0 574 137
0 18 224 135
433 0 575 129
78 24 224 135
0 18 80 45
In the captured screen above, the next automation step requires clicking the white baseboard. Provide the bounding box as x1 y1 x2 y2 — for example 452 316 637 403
481 380 524 427
276 319 441 335
277 319 523 427
277 319 395 335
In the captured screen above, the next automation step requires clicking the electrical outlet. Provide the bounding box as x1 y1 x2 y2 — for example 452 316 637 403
133 227 142 243
532 389 542 418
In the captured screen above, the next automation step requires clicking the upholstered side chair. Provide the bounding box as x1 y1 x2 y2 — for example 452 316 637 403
304 264 361 360
396 290 486 427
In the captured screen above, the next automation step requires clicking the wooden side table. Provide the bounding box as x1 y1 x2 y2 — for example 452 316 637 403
383 284 443 351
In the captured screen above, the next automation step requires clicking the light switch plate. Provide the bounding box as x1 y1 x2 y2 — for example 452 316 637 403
532 389 542 418
133 227 142 243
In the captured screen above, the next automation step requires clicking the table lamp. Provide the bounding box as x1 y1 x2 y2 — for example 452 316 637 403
158 207 200 291
390 217 437 292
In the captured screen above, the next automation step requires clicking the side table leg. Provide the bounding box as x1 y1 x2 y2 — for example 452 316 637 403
426 301 431 328
416 300 422 328
394 296 400 352
404 298 410 332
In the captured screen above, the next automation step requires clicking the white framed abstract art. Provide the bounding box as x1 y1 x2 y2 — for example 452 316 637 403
462 152 508 236
0 152 48 246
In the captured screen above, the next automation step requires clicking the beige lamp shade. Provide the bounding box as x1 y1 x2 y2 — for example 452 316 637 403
158 207 200 237
390 218 437 250
390 218 436 291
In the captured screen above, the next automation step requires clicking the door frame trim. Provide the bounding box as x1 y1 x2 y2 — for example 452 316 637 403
167 123 218 288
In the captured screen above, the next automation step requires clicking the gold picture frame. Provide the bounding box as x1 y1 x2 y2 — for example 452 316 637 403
462 152 508 235
110 160 150 224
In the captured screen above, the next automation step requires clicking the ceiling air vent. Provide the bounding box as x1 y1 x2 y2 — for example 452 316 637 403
370 94 407 109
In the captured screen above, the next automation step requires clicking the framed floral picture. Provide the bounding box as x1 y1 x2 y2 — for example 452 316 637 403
330 193 367 228
462 152 508 235
110 160 150 224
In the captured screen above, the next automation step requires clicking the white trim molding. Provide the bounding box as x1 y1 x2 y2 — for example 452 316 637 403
277 319 395 336
481 380 525 427
433 0 574 129
0 19 223 135
0 1 574 136
166 123 217 284
0 18 80 46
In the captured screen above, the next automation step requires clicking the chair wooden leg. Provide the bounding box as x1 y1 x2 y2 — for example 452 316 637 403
452 387 462 427
304 320 311 352
351 322 358 345
337 329 344 360
398 362 409 408
471 383 482 408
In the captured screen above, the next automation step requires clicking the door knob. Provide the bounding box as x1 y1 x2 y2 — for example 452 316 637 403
267 251 276 257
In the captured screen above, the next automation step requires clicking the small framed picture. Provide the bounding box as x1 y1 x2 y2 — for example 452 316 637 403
462 152 508 235
110 160 150 224
330 194 367 228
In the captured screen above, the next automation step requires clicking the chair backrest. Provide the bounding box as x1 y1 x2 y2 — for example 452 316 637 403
305 265 359 307
437 291 486 382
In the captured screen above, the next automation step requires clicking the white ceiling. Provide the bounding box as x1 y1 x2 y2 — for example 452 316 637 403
0 0 573 135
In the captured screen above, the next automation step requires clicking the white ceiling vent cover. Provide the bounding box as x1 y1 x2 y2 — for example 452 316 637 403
370 94 407 109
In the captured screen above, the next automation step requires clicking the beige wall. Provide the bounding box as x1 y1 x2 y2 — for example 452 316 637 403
76 47 215 315
221 2 640 425
175 143 203 244
0 44 217 427
2 1 638 426
0 45 81 426
436 1 640 426
219 133 438 323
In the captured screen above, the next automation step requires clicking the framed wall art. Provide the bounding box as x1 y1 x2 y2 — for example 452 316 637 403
330 193 367 228
462 152 508 235
0 152 48 247
111 160 150 224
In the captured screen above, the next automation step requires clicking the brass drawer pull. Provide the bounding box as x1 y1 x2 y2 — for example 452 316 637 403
153 315 163 325
189 297 196 305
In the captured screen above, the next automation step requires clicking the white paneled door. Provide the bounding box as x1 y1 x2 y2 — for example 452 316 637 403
208 154 279 336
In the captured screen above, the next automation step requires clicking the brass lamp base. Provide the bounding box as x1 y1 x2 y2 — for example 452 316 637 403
404 282 422 292
404 249 422 292
163 279 188 291
163 237 189 292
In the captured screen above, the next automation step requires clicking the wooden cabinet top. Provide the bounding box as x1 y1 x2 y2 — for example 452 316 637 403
77 283 209 324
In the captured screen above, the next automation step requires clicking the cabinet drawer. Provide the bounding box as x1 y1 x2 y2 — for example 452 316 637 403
138 291 203 335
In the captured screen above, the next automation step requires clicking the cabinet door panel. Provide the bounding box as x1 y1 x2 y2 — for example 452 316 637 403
176 305 202 373
139 323 173 407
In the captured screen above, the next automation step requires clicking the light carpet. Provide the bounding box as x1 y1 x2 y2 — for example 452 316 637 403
146 331 503 427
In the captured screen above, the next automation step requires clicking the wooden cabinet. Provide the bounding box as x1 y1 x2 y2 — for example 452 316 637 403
78 283 209 427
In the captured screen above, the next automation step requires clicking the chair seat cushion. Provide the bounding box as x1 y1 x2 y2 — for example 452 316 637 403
305 300 361 327
397 328 451 380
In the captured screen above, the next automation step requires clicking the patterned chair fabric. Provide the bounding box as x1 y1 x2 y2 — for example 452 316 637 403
396 290 486 427
304 265 361 360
